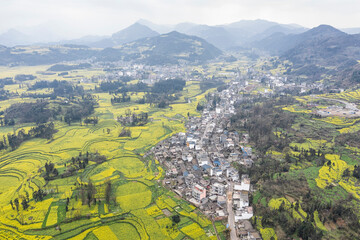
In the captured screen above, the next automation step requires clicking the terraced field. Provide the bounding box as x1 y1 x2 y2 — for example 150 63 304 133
0 67 224 239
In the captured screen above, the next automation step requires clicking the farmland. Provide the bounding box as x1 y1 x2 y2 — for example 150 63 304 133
0 64 227 239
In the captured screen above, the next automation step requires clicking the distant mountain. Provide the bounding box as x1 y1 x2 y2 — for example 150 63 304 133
90 23 159 48
0 31 221 66
173 22 199 33
251 25 360 82
136 19 173 34
249 24 307 43
47 19 308 50
224 19 280 36
222 19 307 46
0 25 66 47
0 45 97 66
60 35 108 46
282 25 360 68
178 25 235 50
135 19 307 49
98 31 222 65
341 28 360 34
0 29 31 47
252 24 346 55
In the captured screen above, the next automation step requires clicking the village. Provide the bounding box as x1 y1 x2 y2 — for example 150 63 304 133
148 79 262 240
88 59 300 239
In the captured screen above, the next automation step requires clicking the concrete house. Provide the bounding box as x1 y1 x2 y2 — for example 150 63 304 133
211 182 225 195
192 184 206 202
210 167 223 177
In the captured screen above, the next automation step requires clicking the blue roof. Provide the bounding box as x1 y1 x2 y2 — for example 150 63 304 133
193 165 199 171
202 164 211 170
213 160 221 166
183 171 189 177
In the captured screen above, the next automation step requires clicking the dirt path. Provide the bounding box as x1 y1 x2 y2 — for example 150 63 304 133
212 220 221 240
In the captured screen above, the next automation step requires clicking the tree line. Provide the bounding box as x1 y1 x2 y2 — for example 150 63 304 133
117 110 149 126
3 94 96 126
25 80 85 98
0 77 14 87
0 88 11 101
63 94 97 125
111 93 131 104
4 100 58 124
0 123 57 151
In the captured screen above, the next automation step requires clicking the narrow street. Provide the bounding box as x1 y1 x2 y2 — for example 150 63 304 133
227 182 238 240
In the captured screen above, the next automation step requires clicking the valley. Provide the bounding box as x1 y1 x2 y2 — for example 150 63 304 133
0 14 360 240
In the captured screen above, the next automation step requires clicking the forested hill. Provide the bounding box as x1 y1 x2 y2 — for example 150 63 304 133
251 25 360 86
0 32 221 66
0 45 97 66
105 31 223 65
253 25 360 69
281 25 360 69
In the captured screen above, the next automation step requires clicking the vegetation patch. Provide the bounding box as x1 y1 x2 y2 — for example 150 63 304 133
260 228 277 240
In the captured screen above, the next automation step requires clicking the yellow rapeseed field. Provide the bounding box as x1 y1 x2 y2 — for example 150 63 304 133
0 72 222 239
116 182 152 211
93 226 118 240
316 154 350 188
181 222 206 239
268 198 291 210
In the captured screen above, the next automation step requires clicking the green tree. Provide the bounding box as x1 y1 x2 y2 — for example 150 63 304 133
105 182 111 204
14 198 19 212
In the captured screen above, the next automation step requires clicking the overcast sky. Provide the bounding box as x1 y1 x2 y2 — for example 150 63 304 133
0 0 359 38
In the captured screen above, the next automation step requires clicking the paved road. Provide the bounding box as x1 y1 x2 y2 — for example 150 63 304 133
227 182 238 240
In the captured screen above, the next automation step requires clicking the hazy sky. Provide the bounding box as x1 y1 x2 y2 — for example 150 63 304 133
0 0 359 38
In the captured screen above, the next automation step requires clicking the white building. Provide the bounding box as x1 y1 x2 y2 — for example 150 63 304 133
235 207 253 221
234 176 250 192
211 182 225 195
210 168 223 177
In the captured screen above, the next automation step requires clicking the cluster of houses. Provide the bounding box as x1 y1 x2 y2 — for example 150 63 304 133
80 60 245 90
246 64 327 96
91 62 212 84
148 80 261 239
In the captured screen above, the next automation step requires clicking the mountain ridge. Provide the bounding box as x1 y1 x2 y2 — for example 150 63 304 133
89 23 159 48
101 31 222 65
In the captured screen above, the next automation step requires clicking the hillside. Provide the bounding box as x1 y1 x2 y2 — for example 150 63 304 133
98 31 222 65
